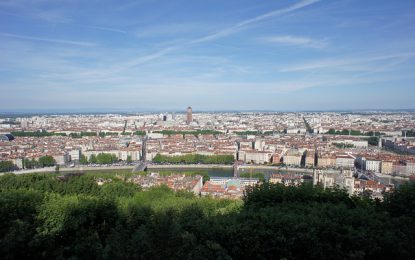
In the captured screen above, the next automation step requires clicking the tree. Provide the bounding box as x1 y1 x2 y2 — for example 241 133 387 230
89 154 97 164
38 156 56 167
79 154 88 165
96 153 118 164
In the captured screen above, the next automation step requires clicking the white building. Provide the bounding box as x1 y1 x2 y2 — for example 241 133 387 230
336 154 355 168
365 159 381 172
69 149 81 161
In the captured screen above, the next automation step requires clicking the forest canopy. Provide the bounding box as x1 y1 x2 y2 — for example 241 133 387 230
0 172 414 259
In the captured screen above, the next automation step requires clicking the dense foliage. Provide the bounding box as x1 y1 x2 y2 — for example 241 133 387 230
153 153 234 164
0 161 15 172
69 132 98 138
326 129 384 137
88 153 119 164
11 131 66 137
367 136 379 146
22 156 56 169
0 172 414 259
133 131 146 136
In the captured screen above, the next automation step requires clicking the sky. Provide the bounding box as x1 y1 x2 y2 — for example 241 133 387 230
0 0 415 112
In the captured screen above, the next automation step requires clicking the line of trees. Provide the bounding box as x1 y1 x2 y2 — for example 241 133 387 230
11 131 66 137
0 172 414 259
326 129 385 136
152 153 234 164
12 131 125 138
80 153 118 165
22 155 56 169
154 129 222 136
303 117 313 133
234 130 275 136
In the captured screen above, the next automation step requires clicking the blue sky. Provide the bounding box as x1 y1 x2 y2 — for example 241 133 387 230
1 0 414 112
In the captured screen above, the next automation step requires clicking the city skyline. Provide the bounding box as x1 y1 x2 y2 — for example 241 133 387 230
1 0 415 111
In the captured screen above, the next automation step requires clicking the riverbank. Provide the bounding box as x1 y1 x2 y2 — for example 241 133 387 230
376 172 409 180
3 163 342 176
239 165 314 173
2 165 134 175
147 164 233 169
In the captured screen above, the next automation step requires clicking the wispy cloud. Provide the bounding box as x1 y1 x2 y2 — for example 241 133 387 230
191 0 321 44
83 25 127 34
0 32 96 47
280 52 415 72
121 0 321 68
264 35 328 48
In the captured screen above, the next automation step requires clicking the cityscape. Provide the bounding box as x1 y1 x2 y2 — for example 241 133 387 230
1 108 414 199
1 0 415 259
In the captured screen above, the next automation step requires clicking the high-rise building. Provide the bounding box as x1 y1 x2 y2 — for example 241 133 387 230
186 106 192 124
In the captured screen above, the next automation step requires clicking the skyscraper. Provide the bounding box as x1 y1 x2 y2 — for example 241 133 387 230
186 106 192 124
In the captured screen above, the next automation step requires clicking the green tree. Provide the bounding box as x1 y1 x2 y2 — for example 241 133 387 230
79 154 88 164
89 154 97 164
38 156 56 167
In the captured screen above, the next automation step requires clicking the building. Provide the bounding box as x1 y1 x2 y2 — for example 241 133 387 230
380 161 393 174
69 149 81 161
337 169 355 195
186 106 193 124
407 161 415 175
317 153 336 168
305 150 315 167
313 170 335 189
239 150 272 164
365 158 381 173
269 173 303 186
283 149 302 166
335 154 355 168
201 177 259 198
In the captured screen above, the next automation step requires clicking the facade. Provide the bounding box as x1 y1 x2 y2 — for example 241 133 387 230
69 149 81 161
365 158 381 172
313 170 335 189
317 154 336 168
283 149 302 166
269 173 303 186
380 161 393 174
240 150 272 164
305 151 315 167
407 161 415 175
